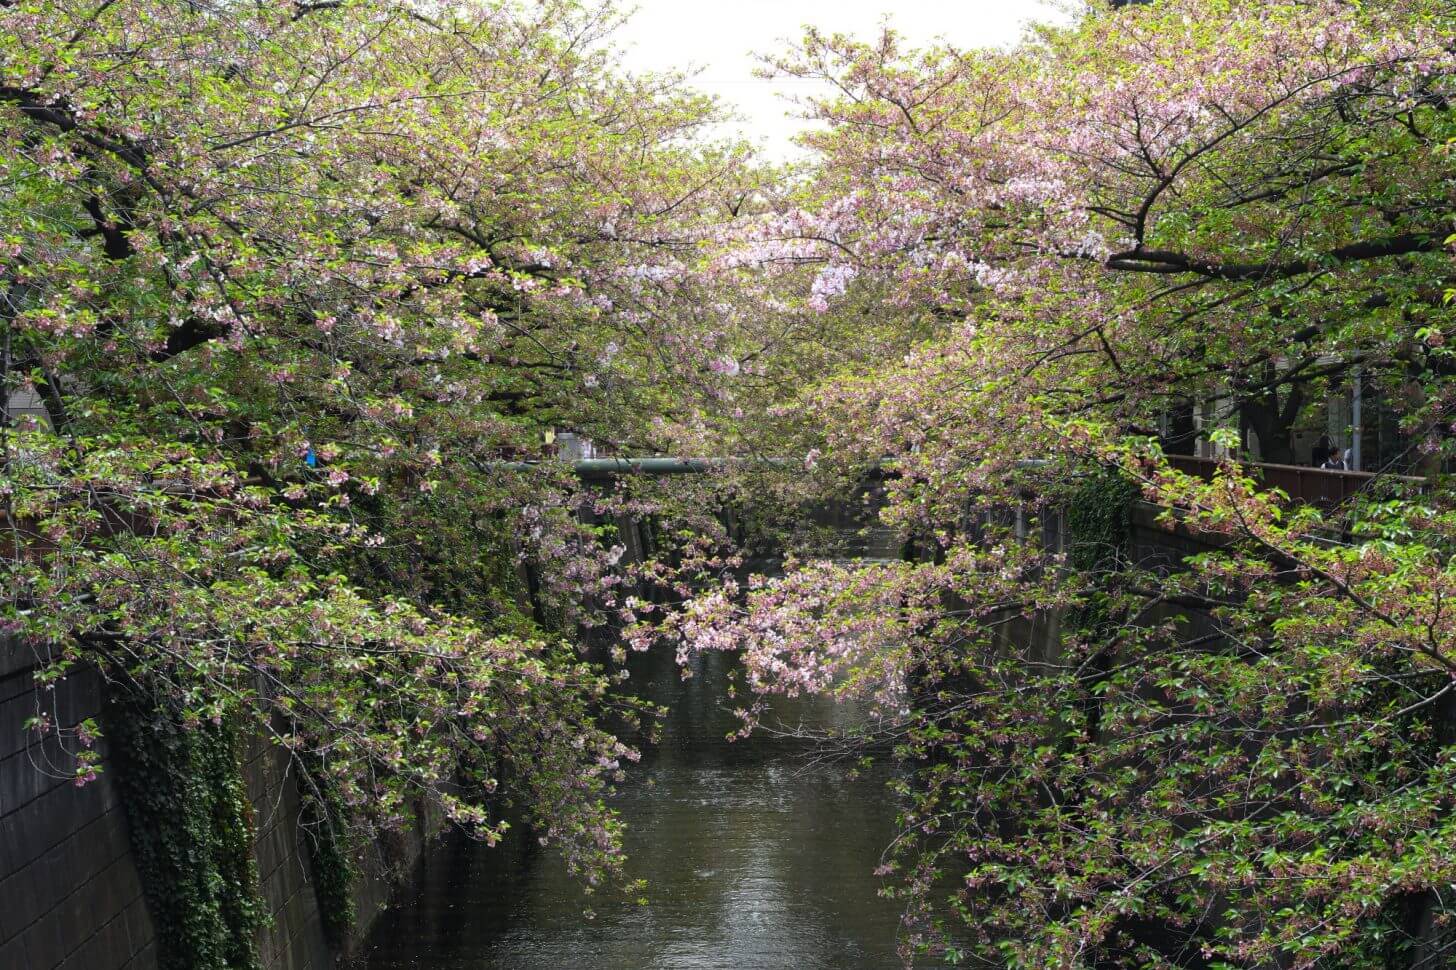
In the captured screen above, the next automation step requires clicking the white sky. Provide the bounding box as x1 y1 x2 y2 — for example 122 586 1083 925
612 1 1066 160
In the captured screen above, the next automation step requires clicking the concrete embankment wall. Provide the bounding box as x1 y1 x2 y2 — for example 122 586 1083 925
960 500 1231 664
0 636 430 970
0 642 152 970
0 510 656 970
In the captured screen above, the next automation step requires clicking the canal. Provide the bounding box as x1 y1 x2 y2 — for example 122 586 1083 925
363 627 917 969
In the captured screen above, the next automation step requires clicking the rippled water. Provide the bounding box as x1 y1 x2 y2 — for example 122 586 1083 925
364 633 919 970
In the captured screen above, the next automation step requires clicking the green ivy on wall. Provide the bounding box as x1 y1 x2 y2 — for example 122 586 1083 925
1062 467 1141 743
104 684 266 970
298 755 359 949
1065 467 1140 575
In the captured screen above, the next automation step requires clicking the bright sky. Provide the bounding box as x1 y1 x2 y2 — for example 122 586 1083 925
612 1 1066 160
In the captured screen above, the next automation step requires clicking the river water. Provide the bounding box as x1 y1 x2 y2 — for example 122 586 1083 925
363 627 917 969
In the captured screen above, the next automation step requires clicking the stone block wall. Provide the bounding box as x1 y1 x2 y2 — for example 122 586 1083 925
244 735 333 970
0 637 430 970
0 641 155 970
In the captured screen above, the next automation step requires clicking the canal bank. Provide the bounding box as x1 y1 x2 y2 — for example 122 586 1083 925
0 635 438 970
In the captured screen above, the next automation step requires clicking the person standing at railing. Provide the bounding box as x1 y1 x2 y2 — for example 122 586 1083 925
1311 433 1334 468
1321 450 1349 471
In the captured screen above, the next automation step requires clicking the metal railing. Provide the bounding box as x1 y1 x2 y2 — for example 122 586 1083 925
1167 454 1424 509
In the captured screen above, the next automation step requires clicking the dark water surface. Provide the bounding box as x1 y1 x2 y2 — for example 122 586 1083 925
364 640 916 969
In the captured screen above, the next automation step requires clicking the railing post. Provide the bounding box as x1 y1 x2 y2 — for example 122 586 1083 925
1351 368 1363 472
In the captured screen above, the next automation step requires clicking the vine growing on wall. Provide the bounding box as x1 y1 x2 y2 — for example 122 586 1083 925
298 756 359 950
1063 467 1141 740
104 682 266 970
1065 468 1139 575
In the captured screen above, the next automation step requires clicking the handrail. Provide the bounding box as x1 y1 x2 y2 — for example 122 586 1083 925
1168 454 1424 484
1166 454 1425 509
493 457 791 479
504 457 717 478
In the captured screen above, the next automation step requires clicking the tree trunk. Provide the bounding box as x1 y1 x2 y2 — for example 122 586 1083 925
1240 396 1296 464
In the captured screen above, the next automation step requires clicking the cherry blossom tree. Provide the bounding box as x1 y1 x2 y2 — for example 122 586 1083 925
657 1 1456 965
0 0 759 891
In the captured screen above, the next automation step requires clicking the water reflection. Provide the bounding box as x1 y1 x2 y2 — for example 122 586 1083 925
365 632 913 970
